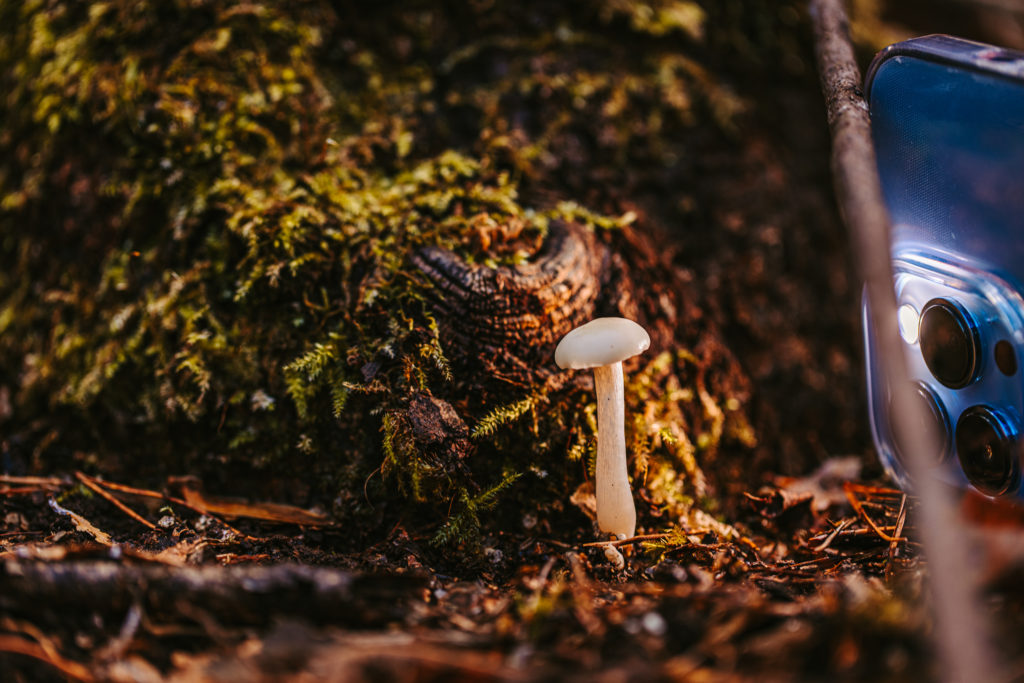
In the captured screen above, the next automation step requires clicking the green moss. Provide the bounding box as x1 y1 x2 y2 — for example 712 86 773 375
0 0 825 551
431 469 522 552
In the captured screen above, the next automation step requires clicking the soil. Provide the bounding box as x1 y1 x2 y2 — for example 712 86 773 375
3 2 1024 682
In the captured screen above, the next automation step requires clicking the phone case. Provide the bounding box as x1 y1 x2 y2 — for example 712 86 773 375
864 35 1024 498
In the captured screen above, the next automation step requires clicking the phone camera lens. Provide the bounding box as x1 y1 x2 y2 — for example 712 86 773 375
955 406 1021 496
995 340 1017 376
919 298 980 389
890 382 950 465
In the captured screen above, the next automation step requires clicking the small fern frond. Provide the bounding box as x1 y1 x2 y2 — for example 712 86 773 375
474 470 523 511
471 394 540 440
430 471 522 548
285 342 335 381
330 374 350 417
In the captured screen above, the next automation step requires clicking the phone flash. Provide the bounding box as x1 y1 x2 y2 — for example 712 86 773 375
898 303 920 344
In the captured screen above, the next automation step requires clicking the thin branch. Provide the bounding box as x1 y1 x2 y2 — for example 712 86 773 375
808 2 998 681
582 533 671 549
844 484 905 543
811 517 855 552
886 494 909 580
75 472 157 530
79 477 261 542
0 475 67 488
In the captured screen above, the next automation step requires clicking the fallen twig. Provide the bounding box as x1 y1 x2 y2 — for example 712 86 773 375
75 472 157 531
582 533 671 549
810 0 997 679
808 525 912 542
0 475 67 488
843 483 904 543
0 488 50 496
811 518 855 552
77 477 261 542
885 494 909 581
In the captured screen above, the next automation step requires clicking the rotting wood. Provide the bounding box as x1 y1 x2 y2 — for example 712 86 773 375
412 220 608 382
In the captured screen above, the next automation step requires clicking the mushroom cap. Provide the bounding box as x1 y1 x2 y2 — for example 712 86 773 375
554 317 650 369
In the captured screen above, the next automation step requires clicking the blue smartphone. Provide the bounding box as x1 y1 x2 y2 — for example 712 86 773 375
864 35 1024 499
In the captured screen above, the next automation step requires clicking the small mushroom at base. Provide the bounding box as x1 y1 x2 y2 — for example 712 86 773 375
604 544 626 570
555 317 650 539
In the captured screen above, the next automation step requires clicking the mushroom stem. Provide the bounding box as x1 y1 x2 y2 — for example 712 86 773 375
592 362 636 539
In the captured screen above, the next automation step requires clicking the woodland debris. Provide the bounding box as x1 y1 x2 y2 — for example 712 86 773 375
88 477 258 541
0 633 94 682
843 483 906 544
171 478 331 527
773 456 862 512
75 472 157 531
47 498 114 546
166 627 528 683
885 495 909 581
0 475 68 492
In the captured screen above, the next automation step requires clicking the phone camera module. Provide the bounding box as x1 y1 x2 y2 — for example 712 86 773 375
890 382 950 465
919 298 981 389
955 406 1021 496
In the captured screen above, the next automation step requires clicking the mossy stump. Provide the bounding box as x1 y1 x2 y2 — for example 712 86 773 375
0 0 827 556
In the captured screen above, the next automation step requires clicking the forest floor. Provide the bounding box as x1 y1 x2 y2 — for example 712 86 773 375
3 465 1024 682
4 3 1024 682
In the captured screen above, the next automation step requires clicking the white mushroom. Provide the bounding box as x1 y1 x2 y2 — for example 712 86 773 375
555 317 650 539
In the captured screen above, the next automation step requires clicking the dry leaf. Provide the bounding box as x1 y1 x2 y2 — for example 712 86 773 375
178 484 330 526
